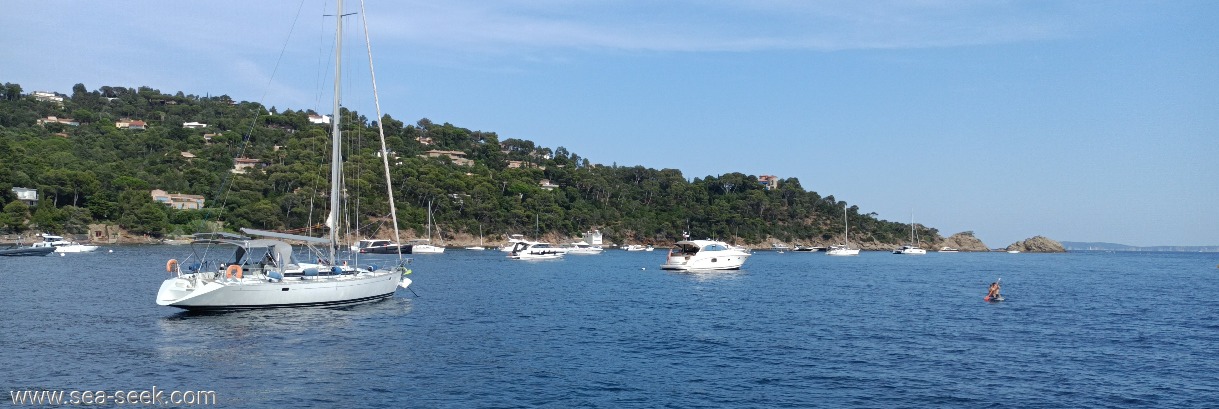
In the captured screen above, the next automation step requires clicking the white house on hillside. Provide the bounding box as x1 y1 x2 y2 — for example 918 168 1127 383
12 187 37 206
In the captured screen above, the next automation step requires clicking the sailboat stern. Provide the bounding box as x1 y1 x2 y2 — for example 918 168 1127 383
156 276 226 307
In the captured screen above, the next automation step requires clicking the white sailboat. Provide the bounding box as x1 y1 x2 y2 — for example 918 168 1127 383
156 0 410 310
466 224 486 250
410 199 445 254
826 205 860 256
892 211 927 255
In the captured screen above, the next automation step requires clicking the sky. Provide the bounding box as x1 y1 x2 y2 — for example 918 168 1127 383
3 1 1217 247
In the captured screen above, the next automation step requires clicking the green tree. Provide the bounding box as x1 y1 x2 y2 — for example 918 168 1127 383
2 200 30 232
130 203 169 235
3 83 22 101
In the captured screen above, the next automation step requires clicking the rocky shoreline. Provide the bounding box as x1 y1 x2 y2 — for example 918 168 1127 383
2 228 1068 253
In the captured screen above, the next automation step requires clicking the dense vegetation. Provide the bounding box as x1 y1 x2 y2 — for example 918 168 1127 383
0 82 940 246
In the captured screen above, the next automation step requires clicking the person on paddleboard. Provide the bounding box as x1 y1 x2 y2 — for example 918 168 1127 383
987 280 1002 300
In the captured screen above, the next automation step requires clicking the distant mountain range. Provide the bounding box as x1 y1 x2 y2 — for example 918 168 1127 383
1061 242 1219 252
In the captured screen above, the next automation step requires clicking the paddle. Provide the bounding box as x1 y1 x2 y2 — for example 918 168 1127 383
985 277 1001 301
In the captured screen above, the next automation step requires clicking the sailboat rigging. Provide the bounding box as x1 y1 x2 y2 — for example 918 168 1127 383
155 0 412 310
466 224 486 250
892 210 927 255
826 204 860 256
409 199 445 253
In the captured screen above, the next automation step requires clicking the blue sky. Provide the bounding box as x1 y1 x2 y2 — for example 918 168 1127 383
4 1 1217 247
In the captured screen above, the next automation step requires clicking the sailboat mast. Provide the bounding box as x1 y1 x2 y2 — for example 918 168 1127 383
327 0 345 262
357 0 403 258
843 206 849 247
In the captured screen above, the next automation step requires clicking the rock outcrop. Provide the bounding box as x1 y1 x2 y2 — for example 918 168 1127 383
936 231 989 252
1006 236 1066 253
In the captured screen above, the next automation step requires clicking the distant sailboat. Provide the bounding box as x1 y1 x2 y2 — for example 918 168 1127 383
411 199 445 254
466 224 486 250
826 205 860 256
893 210 927 255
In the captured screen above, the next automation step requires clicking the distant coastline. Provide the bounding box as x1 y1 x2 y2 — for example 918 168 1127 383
1061 241 1219 252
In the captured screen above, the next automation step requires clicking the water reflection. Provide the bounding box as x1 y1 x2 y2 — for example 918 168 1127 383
155 297 414 358
669 269 748 281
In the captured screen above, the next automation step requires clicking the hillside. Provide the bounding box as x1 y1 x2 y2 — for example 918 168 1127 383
1 82 949 247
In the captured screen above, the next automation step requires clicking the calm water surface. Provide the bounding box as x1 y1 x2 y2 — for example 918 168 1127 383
4 247 1218 407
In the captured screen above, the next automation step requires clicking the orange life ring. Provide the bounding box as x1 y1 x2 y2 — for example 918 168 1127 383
166 259 178 273
225 264 243 279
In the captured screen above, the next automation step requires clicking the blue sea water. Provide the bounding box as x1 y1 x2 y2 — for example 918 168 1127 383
4 247 1219 407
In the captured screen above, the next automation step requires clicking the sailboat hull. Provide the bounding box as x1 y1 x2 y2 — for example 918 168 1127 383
409 244 445 254
156 271 402 311
826 248 860 256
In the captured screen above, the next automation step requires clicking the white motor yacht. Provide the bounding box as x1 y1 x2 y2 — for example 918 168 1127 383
660 240 751 271
499 234 529 252
562 242 604 255
31 233 99 253
507 242 565 260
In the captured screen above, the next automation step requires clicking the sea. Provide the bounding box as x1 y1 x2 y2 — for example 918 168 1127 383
4 247 1218 408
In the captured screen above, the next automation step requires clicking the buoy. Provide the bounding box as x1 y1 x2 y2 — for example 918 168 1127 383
60 253 66 257
225 264 243 279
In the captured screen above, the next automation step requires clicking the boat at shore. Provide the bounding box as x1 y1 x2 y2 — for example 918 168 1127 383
0 244 55 257
32 233 99 253
661 240 751 271
562 242 604 255
466 225 486 250
624 244 654 252
411 200 445 254
938 247 960 253
352 239 408 254
826 206 860 256
408 239 445 254
892 211 927 255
